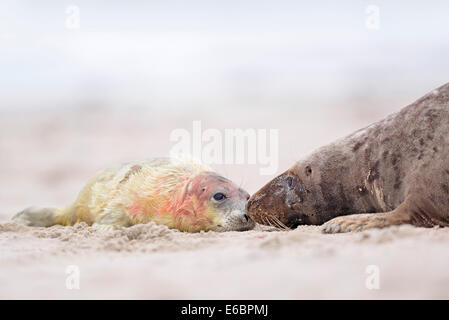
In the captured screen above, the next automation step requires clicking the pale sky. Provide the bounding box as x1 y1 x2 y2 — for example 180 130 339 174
1 1 448 111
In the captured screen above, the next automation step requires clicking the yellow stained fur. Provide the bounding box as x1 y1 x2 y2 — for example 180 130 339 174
33 158 217 231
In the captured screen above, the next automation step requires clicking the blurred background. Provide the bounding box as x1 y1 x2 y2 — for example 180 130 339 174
1 0 448 220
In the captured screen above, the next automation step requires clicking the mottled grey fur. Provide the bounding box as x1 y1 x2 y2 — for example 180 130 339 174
248 83 449 233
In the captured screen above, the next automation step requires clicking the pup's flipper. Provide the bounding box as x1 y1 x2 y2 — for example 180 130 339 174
12 207 59 227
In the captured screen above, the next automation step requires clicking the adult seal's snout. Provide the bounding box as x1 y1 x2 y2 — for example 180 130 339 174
247 171 314 228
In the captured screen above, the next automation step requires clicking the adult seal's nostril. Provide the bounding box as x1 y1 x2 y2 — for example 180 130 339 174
243 214 250 222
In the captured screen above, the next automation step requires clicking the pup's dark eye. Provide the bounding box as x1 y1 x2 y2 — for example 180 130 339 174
213 193 226 201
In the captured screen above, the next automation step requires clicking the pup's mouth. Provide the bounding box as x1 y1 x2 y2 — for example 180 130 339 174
215 213 256 232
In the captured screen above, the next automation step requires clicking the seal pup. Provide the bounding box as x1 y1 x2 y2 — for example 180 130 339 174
247 82 449 233
13 158 255 232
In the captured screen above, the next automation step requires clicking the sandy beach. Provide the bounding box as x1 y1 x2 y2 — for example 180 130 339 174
2 221 449 299
2 0 449 301
0 100 449 299
1 107 449 300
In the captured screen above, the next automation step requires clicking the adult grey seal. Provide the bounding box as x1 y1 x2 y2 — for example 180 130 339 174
247 82 449 233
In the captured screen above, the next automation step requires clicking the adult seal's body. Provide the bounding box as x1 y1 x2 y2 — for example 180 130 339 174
247 83 449 233
13 158 255 232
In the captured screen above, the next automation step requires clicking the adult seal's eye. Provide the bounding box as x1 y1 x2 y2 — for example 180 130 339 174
213 193 226 201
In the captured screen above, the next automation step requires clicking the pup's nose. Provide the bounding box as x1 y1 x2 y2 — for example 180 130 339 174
240 212 255 229
239 212 252 224
239 189 250 201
